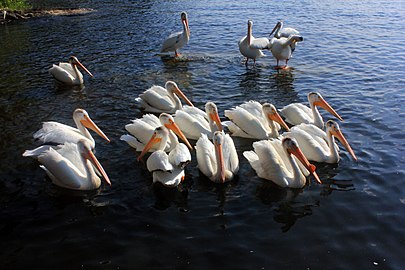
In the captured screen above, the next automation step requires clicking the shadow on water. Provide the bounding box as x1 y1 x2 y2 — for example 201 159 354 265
152 181 190 211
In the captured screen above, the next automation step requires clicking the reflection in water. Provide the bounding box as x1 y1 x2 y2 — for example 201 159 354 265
152 181 189 211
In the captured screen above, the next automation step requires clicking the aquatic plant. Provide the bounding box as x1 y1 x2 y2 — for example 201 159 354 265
0 0 32 10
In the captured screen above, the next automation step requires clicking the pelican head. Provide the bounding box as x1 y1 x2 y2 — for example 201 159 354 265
325 120 357 161
77 139 111 186
137 126 169 161
282 137 322 184
165 81 194 107
159 113 192 149
205 102 223 132
68 56 93 77
74 108 110 142
262 103 290 131
181 12 189 34
212 131 226 183
308 92 343 121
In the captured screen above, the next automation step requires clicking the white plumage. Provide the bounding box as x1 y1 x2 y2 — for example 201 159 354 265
49 56 93 85
161 12 190 57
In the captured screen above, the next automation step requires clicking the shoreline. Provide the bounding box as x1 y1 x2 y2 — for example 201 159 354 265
1 8 94 24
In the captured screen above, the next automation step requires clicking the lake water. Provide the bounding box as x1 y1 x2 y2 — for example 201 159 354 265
1 0 404 269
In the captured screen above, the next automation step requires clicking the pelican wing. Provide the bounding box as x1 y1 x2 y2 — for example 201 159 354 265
138 87 175 112
168 143 191 168
49 64 75 83
279 28 300 38
174 109 211 140
195 134 216 179
280 103 313 125
250 37 270 50
124 114 161 145
225 107 268 139
146 150 174 172
161 31 183 52
222 133 239 174
33 121 83 145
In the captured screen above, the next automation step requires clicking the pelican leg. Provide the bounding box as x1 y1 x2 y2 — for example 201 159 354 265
175 50 180 57
245 58 249 67
283 59 289 69
253 59 256 66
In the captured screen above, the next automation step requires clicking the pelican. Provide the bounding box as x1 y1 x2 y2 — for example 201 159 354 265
137 126 191 187
120 113 192 152
135 81 194 113
23 139 111 190
195 131 239 183
174 102 223 140
268 35 303 69
33 108 110 150
270 20 300 39
223 101 290 139
243 137 321 188
283 120 357 163
280 92 343 128
161 12 190 57
238 20 270 67
49 56 93 85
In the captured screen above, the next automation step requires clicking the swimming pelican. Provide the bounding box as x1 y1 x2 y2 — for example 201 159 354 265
33 108 110 150
223 101 290 139
195 131 239 183
283 120 357 163
120 113 192 152
280 92 343 128
243 137 321 188
23 139 111 190
135 81 194 113
238 20 270 67
49 56 93 85
137 126 191 187
161 12 190 57
268 34 303 69
174 102 223 140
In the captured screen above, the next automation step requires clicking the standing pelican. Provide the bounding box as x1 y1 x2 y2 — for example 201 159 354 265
223 101 290 139
195 131 239 183
174 102 223 140
49 56 93 85
161 12 190 57
268 35 303 69
23 139 111 190
283 120 357 163
280 92 343 128
270 20 300 39
238 20 270 67
137 126 191 187
243 137 321 188
120 113 192 152
135 81 194 113
33 108 110 150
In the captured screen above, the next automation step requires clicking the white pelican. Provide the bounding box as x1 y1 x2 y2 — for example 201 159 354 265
161 12 190 57
280 92 343 128
135 81 194 113
174 102 223 140
120 112 192 152
238 20 270 67
283 120 357 163
23 139 111 190
137 126 191 187
33 108 110 150
195 131 239 183
268 34 303 69
243 137 321 188
223 101 290 139
270 20 300 39
49 56 93 85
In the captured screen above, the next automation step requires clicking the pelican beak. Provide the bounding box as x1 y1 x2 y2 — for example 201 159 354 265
314 98 343 121
75 59 93 77
174 86 194 107
164 121 193 150
80 115 110 142
183 17 190 34
86 150 111 186
215 142 226 183
289 144 322 184
269 22 280 36
210 111 223 132
332 129 357 161
137 133 161 161
268 111 290 131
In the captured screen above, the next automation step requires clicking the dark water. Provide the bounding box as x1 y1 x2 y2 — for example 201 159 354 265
1 0 405 269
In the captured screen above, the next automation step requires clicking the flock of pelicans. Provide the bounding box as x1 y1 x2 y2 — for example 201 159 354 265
23 12 357 191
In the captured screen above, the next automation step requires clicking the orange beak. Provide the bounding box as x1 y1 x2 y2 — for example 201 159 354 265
137 133 162 161
268 111 290 131
164 121 193 150
210 111 223 132
314 98 343 121
215 142 226 183
86 149 111 186
332 129 357 161
80 115 110 142
174 86 194 107
75 59 93 77
290 144 322 184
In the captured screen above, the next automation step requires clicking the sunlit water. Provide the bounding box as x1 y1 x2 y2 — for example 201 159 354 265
1 0 404 269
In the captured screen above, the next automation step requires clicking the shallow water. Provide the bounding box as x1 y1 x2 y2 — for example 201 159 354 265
1 0 405 269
